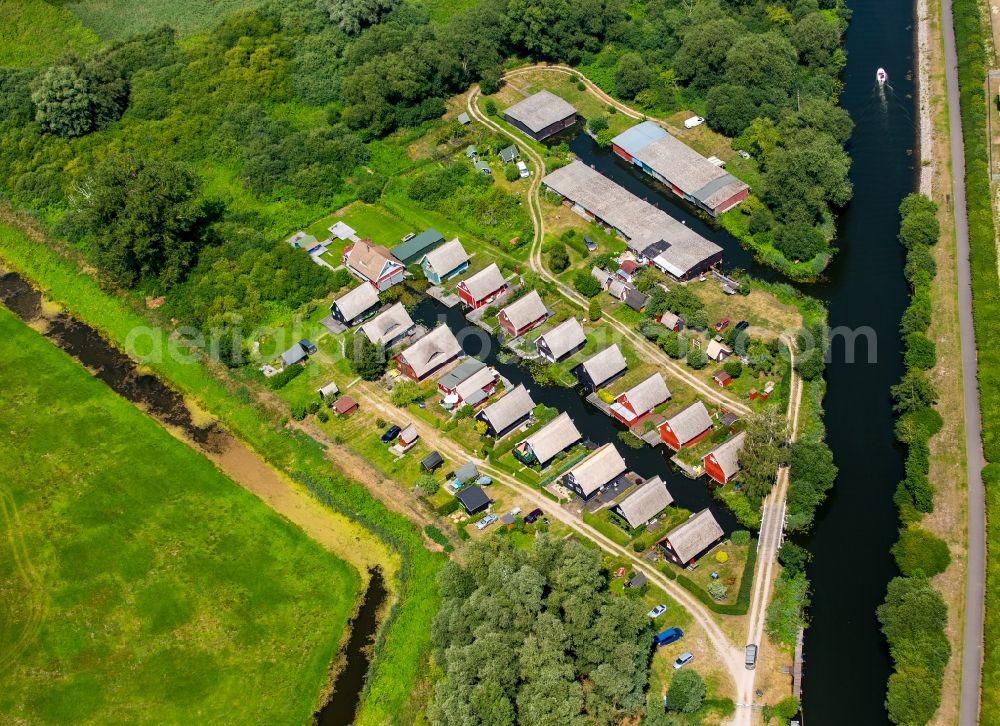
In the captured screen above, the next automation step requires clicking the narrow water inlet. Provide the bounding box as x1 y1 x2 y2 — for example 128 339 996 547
314 569 388 726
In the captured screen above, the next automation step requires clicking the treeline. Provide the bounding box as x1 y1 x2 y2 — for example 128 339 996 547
951 0 1000 716
879 194 951 725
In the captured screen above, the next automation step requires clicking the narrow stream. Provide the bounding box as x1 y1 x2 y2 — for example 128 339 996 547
315 569 387 726
0 269 384 723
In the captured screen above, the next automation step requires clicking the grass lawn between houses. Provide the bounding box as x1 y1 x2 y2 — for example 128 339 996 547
0 306 359 725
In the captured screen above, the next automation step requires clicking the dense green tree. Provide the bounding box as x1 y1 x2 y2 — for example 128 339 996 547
549 243 570 272
589 298 602 321
317 0 400 35
32 55 128 138
791 12 842 68
686 347 708 370
899 192 938 219
588 115 609 133
666 670 705 713
892 527 951 577
774 222 826 261
673 18 746 89
780 97 854 145
778 541 811 576
723 358 743 378
738 407 788 506
787 439 837 530
762 128 853 224
73 153 209 288
351 331 386 380
904 332 937 370
615 53 652 99
899 209 940 248
504 0 613 63
891 370 938 414
573 270 602 297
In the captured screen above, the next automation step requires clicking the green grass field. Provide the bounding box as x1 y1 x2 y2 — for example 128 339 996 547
65 0 263 39
0 0 98 66
0 306 359 724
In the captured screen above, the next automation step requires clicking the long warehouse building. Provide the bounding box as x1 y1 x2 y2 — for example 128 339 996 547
542 160 723 280
611 121 749 216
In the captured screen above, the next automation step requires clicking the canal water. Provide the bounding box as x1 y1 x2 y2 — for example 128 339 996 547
571 2 917 719
315 569 387 726
412 297 740 534
0 270 386 724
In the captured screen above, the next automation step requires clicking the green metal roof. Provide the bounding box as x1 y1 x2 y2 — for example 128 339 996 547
390 228 445 264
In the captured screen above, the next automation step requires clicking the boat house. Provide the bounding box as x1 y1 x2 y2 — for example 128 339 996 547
497 290 548 338
330 283 381 326
703 431 747 484
456 263 508 310
612 476 674 528
359 302 415 348
542 161 723 280
658 401 714 451
610 373 671 426
420 238 470 284
611 121 749 216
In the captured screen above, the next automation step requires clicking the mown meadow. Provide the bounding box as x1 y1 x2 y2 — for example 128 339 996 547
0 305 359 724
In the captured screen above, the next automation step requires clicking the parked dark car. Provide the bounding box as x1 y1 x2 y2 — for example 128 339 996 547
524 508 544 524
735 320 750 331
380 425 401 443
299 339 318 355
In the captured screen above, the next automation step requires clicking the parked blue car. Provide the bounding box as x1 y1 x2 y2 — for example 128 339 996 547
653 628 684 647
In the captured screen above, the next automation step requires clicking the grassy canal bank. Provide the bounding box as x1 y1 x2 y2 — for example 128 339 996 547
0 304 359 724
0 217 446 724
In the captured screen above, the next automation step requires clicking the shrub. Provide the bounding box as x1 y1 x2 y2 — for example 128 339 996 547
589 298 602 321
660 331 683 358
715 550 729 563
899 210 940 248
265 364 305 390
317 409 329 423
504 164 519 182
549 243 570 272
666 670 705 713
687 347 708 369
892 527 951 577
573 270 602 297
290 402 307 420
597 389 614 404
596 128 615 147
904 332 937 370
731 530 751 546
391 380 428 407
618 430 645 449
484 99 497 115
588 115 609 133
415 474 439 497
723 359 743 378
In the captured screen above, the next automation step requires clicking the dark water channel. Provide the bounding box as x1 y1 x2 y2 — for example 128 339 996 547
412 297 740 534
0 270 385 723
315 569 387 726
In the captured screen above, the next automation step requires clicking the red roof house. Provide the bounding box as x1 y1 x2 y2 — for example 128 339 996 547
703 431 746 484
456 263 508 310
609 374 670 426
658 401 713 451
497 291 548 338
